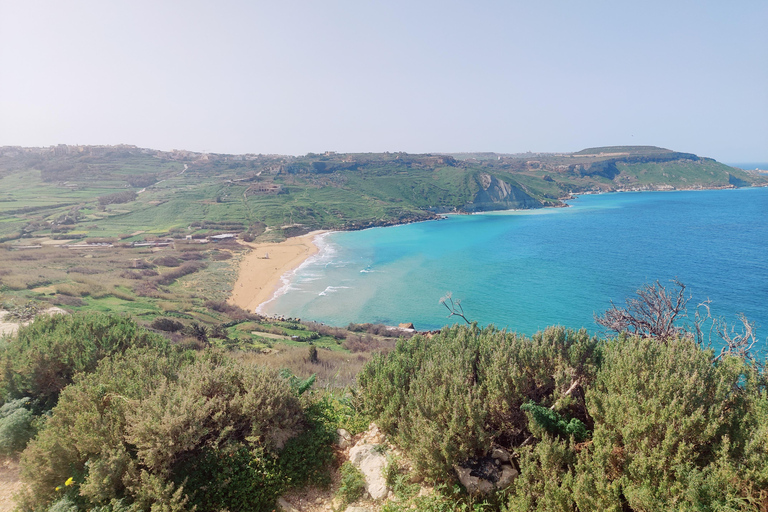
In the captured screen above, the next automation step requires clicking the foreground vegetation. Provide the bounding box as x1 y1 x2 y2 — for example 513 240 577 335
360 325 767 511
1 304 765 511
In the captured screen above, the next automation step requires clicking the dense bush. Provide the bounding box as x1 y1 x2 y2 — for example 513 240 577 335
567 336 768 511
150 317 184 332
17 349 316 512
358 324 600 479
0 313 169 408
360 324 768 509
0 398 37 454
97 191 137 206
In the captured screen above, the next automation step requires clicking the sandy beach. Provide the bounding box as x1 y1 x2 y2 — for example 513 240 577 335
228 231 327 313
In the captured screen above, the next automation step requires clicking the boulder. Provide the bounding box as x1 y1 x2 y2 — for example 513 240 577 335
454 466 494 495
348 444 388 500
348 424 388 500
496 464 519 489
491 447 510 462
398 322 415 330
455 454 519 494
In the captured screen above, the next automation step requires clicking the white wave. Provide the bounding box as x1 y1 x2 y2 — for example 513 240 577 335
256 233 340 314
318 285 351 296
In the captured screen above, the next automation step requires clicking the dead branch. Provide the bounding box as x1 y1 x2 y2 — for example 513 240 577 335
712 313 758 363
595 279 689 341
439 292 471 325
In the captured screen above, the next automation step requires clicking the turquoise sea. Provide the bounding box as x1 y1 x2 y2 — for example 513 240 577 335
261 188 768 351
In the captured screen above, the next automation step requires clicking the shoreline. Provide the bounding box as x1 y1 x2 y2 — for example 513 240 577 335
228 231 328 313
227 185 764 317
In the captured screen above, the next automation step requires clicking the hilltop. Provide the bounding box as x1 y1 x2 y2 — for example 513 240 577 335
0 144 763 244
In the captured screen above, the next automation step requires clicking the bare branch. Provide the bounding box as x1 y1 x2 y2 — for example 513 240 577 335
595 279 689 341
712 313 758 363
440 292 471 325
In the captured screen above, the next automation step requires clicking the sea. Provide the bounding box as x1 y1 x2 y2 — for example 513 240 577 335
261 187 768 354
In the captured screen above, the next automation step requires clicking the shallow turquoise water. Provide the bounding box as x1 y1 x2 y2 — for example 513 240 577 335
262 188 768 349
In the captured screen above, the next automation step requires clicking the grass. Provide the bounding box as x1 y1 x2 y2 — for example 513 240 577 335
236 344 379 389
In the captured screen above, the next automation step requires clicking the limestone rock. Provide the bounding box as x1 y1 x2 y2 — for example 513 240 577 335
398 322 415 329
348 424 389 500
337 428 352 448
454 465 494 495
491 447 510 462
349 444 388 500
496 464 519 489
345 507 373 512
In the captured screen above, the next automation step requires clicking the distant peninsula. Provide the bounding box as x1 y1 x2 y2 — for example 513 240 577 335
0 144 764 243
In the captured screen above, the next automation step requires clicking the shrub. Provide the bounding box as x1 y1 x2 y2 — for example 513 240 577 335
97 191 136 206
0 312 169 408
153 256 181 267
51 295 85 308
336 462 366 506
0 398 37 454
18 350 312 512
569 336 766 510
150 317 184 332
358 324 599 480
155 261 206 285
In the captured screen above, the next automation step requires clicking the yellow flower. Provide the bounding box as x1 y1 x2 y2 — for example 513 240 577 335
55 486 61 491
65 477 74 487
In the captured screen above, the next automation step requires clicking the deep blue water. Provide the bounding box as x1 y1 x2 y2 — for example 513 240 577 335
262 188 768 352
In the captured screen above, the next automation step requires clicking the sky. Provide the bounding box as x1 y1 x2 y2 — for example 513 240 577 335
0 1 766 162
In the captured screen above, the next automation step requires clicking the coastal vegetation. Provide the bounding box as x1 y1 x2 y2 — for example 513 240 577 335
1 302 765 511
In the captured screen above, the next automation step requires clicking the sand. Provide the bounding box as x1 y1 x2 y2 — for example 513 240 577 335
228 231 327 314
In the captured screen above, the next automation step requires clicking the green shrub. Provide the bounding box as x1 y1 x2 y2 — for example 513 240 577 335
150 317 184 332
18 347 187 511
358 324 599 479
17 348 322 512
570 336 766 510
0 312 170 408
336 461 366 506
520 401 589 443
173 443 283 512
0 398 37 454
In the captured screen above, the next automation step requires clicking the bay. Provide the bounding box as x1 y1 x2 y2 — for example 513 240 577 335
262 188 768 352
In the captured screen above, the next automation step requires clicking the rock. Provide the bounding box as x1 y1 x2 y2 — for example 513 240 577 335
491 447 510 462
345 507 373 512
349 426 390 501
496 464 519 489
349 444 388 499
398 322 415 330
337 428 352 448
276 497 299 512
454 465 494 495
358 423 385 445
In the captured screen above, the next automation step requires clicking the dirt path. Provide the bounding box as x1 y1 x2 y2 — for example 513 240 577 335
0 459 22 512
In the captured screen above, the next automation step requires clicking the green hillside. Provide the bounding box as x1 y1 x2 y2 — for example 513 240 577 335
0 145 764 243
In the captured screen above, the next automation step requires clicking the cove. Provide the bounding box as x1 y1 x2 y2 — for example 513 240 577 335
262 187 768 351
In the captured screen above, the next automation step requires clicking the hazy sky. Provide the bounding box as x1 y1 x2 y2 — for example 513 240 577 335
1 1 766 161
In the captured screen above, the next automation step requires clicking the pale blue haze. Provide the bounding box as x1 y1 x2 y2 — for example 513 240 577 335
1 1 766 162
263 188 768 351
